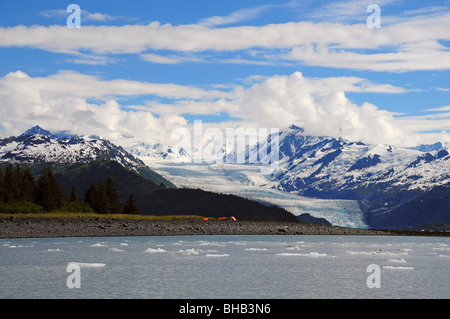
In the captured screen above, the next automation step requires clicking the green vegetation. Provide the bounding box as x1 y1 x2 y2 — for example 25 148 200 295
0 162 299 222
0 164 137 215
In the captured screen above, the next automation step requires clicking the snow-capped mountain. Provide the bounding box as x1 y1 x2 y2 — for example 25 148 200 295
258 125 450 196
127 125 449 229
0 126 147 172
130 124 449 197
129 141 191 162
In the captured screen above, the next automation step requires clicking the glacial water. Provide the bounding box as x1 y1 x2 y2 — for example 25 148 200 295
0 235 448 299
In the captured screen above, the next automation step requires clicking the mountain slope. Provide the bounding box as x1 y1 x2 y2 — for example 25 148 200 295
366 183 450 230
129 125 450 230
0 127 299 222
0 126 175 188
52 160 298 221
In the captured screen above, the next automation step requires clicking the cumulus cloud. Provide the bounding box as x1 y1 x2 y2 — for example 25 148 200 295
226 72 415 146
0 70 226 146
0 69 427 147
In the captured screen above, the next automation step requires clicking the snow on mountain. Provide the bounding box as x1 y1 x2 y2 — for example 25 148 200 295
137 158 368 228
0 126 147 172
264 126 450 195
4 125 446 228
127 125 449 228
129 141 191 162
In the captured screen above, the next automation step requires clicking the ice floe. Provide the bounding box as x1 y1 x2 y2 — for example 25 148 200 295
144 248 167 253
90 243 108 247
67 262 105 268
174 248 202 255
276 252 335 258
387 258 406 263
383 266 414 270
206 254 229 257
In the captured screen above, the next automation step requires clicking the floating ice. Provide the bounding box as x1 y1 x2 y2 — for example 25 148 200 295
198 242 226 247
90 243 108 247
48 248 63 252
67 262 105 268
109 247 124 252
383 266 414 270
144 248 167 253
245 248 268 251
174 248 202 255
276 252 333 258
347 250 408 257
387 258 406 263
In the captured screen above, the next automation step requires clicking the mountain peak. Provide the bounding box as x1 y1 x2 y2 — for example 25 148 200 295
20 125 53 138
288 124 304 133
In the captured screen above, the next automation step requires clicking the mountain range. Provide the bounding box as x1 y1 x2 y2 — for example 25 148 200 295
0 126 299 222
129 125 450 230
1 125 449 229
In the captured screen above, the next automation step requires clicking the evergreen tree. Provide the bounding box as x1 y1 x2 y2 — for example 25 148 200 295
69 184 77 203
0 167 5 202
105 175 122 214
35 167 66 211
3 164 15 202
13 164 22 201
123 193 140 215
84 181 98 210
21 167 36 203
96 178 108 214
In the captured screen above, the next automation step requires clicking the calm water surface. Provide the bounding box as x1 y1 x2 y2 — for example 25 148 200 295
0 235 448 299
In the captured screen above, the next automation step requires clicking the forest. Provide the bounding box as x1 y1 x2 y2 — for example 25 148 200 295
0 164 139 215
0 162 299 222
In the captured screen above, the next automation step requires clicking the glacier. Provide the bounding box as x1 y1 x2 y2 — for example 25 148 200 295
139 159 369 228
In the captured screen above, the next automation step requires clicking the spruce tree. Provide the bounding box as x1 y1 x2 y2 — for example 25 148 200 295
105 175 122 214
69 184 77 203
35 167 66 211
96 178 108 214
21 167 36 203
0 167 4 202
3 164 15 202
84 181 98 211
123 193 140 215
13 164 22 201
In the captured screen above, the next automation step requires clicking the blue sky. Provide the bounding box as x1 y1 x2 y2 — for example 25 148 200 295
0 0 449 147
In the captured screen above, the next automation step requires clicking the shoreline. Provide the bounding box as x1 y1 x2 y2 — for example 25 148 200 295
0 216 448 239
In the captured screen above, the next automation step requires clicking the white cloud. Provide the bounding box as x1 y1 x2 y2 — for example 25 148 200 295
198 5 272 27
140 53 205 64
39 9 128 23
0 70 443 148
0 70 227 145
425 105 450 112
2 12 450 71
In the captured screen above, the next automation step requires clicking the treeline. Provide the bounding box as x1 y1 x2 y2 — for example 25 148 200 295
0 164 139 214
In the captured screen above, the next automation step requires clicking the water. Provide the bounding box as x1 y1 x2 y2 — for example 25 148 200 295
0 235 448 299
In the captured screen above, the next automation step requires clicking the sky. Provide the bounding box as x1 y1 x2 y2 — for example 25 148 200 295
0 0 449 149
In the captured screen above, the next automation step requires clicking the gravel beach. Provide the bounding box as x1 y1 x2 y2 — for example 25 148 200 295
0 216 447 238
